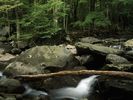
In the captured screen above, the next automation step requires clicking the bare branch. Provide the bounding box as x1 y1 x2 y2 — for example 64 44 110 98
14 70 133 81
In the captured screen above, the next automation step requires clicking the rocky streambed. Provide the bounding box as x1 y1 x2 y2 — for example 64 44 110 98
0 36 133 100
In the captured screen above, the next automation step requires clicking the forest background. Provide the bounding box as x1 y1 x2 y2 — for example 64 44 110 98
0 0 133 42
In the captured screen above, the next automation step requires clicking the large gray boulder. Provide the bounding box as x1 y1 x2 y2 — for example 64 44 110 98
17 45 79 67
106 54 130 64
4 61 44 76
4 45 79 75
76 42 124 55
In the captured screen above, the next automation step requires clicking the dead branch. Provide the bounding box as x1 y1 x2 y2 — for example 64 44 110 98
15 70 133 81
0 92 21 97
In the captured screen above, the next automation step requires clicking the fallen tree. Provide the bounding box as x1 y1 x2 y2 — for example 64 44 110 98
15 70 133 81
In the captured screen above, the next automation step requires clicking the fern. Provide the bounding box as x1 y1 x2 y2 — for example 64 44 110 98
87 12 110 26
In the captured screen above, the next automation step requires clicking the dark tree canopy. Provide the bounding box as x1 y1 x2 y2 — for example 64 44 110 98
0 0 133 41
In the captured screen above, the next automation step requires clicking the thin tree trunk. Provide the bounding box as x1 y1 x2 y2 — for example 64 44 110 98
15 9 20 42
53 0 59 29
16 19 20 41
63 0 68 33
6 11 10 38
89 0 96 33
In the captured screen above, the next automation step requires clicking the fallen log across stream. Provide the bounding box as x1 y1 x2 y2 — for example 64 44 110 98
14 70 133 81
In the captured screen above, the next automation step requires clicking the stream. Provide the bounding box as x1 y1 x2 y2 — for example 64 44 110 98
0 70 133 100
0 71 102 100
0 36 133 100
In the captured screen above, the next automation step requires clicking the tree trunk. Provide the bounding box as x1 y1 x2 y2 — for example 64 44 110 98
15 9 20 43
16 19 20 41
53 0 59 29
63 0 68 33
6 11 10 38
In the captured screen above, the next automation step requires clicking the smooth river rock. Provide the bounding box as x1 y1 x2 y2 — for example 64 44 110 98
76 42 124 55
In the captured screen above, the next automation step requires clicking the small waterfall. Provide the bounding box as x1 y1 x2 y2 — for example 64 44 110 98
0 72 100 100
50 75 100 100
22 84 48 97
0 71 2 77
0 71 6 79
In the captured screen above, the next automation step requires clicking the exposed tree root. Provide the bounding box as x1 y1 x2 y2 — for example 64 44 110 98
14 70 133 81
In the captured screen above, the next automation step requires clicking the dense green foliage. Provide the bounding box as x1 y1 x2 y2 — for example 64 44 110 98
0 0 133 41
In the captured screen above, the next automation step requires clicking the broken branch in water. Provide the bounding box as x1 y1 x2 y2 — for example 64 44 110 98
15 70 133 80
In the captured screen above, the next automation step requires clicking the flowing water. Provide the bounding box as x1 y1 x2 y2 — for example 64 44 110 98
50 75 99 100
0 71 2 77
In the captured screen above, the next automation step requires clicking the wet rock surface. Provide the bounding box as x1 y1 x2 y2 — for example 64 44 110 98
0 78 21 93
4 45 79 76
99 76 133 100
103 64 133 72
0 36 133 100
16 45 79 68
4 61 44 76
106 54 130 64
76 42 124 55
42 76 81 90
